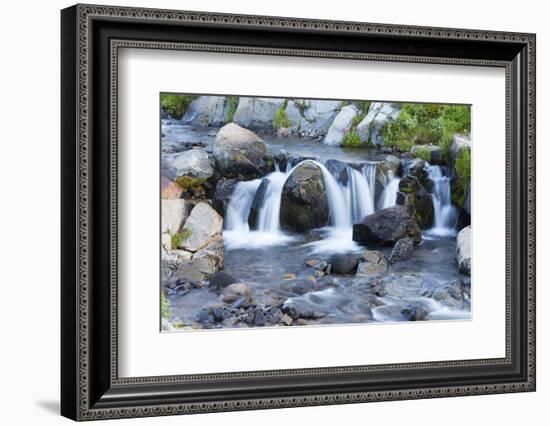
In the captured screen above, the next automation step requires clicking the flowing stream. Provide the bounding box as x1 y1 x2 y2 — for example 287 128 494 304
425 163 458 236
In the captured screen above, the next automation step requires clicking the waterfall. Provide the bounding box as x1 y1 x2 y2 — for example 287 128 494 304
378 170 400 210
347 167 375 224
224 179 262 231
223 159 398 251
255 171 287 233
425 163 458 236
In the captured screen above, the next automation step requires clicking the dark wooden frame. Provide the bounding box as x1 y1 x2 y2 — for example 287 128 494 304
61 3 536 421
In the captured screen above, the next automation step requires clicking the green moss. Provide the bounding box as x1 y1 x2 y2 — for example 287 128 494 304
161 290 173 321
225 96 239 123
273 104 291 129
170 228 192 249
174 176 207 192
160 93 197 119
413 146 432 162
351 112 366 128
342 130 361 148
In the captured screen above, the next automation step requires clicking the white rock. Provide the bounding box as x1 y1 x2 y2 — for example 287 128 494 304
161 199 190 234
233 97 285 131
456 225 471 275
356 102 401 145
323 104 359 146
180 202 223 252
161 318 176 331
285 99 340 133
183 96 227 126
161 148 213 181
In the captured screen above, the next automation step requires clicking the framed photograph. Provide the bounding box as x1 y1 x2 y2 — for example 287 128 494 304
61 4 536 421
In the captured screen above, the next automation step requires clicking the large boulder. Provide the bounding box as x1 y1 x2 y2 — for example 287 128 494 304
285 99 340 136
182 96 228 127
161 199 191 234
353 205 422 246
323 104 359 146
213 123 273 179
178 202 223 252
456 225 471 275
161 148 214 183
356 102 401 145
280 161 329 231
161 176 183 199
232 97 285 131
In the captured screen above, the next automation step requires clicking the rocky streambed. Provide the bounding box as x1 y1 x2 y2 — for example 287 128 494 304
160 98 472 331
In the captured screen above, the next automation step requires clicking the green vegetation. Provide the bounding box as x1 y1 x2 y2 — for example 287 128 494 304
453 148 471 206
413 146 432 162
225 96 239 123
342 130 361 147
384 103 471 158
160 94 197 119
273 102 292 129
174 176 207 193
161 290 173 321
170 228 192 249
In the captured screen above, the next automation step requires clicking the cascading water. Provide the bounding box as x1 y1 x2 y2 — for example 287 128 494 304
223 159 396 252
425 163 458 236
378 170 400 210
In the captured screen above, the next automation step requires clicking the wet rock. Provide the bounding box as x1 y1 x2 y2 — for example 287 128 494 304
208 271 240 290
324 104 359 146
179 202 223 252
356 250 389 276
213 178 238 217
431 281 465 310
161 148 214 182
283 273 297 280
213 123 273 179
161 176 183 199
305 258 319 267
248 178 270 229
353 205 422 246
324 159 350 185
280 161 330 232
280 314 293 326
356 102 401 145
456 226 471 275
282 301 326 320
403 158 428 186
277 127 291 137
401 305 429 321
222 283 253 304
330 254 359 274
383 275 427 298
389 238 414 262
161 199 191 234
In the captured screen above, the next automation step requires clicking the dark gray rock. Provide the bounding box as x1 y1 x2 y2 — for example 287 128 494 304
324 159 349 185
330 254 359 275
401 305 429 321
353 205 422 246
213 178 238 217
389 238 414 262
280 161 330 232
208 271 240 290
248 178 270 229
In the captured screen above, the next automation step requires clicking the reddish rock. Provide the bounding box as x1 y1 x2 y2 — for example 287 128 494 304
161 176 183 199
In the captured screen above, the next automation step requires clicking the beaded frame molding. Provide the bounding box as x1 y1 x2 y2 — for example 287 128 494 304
61 4 536 421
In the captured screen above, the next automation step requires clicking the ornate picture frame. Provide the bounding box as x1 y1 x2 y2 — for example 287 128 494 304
61 4 536 421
